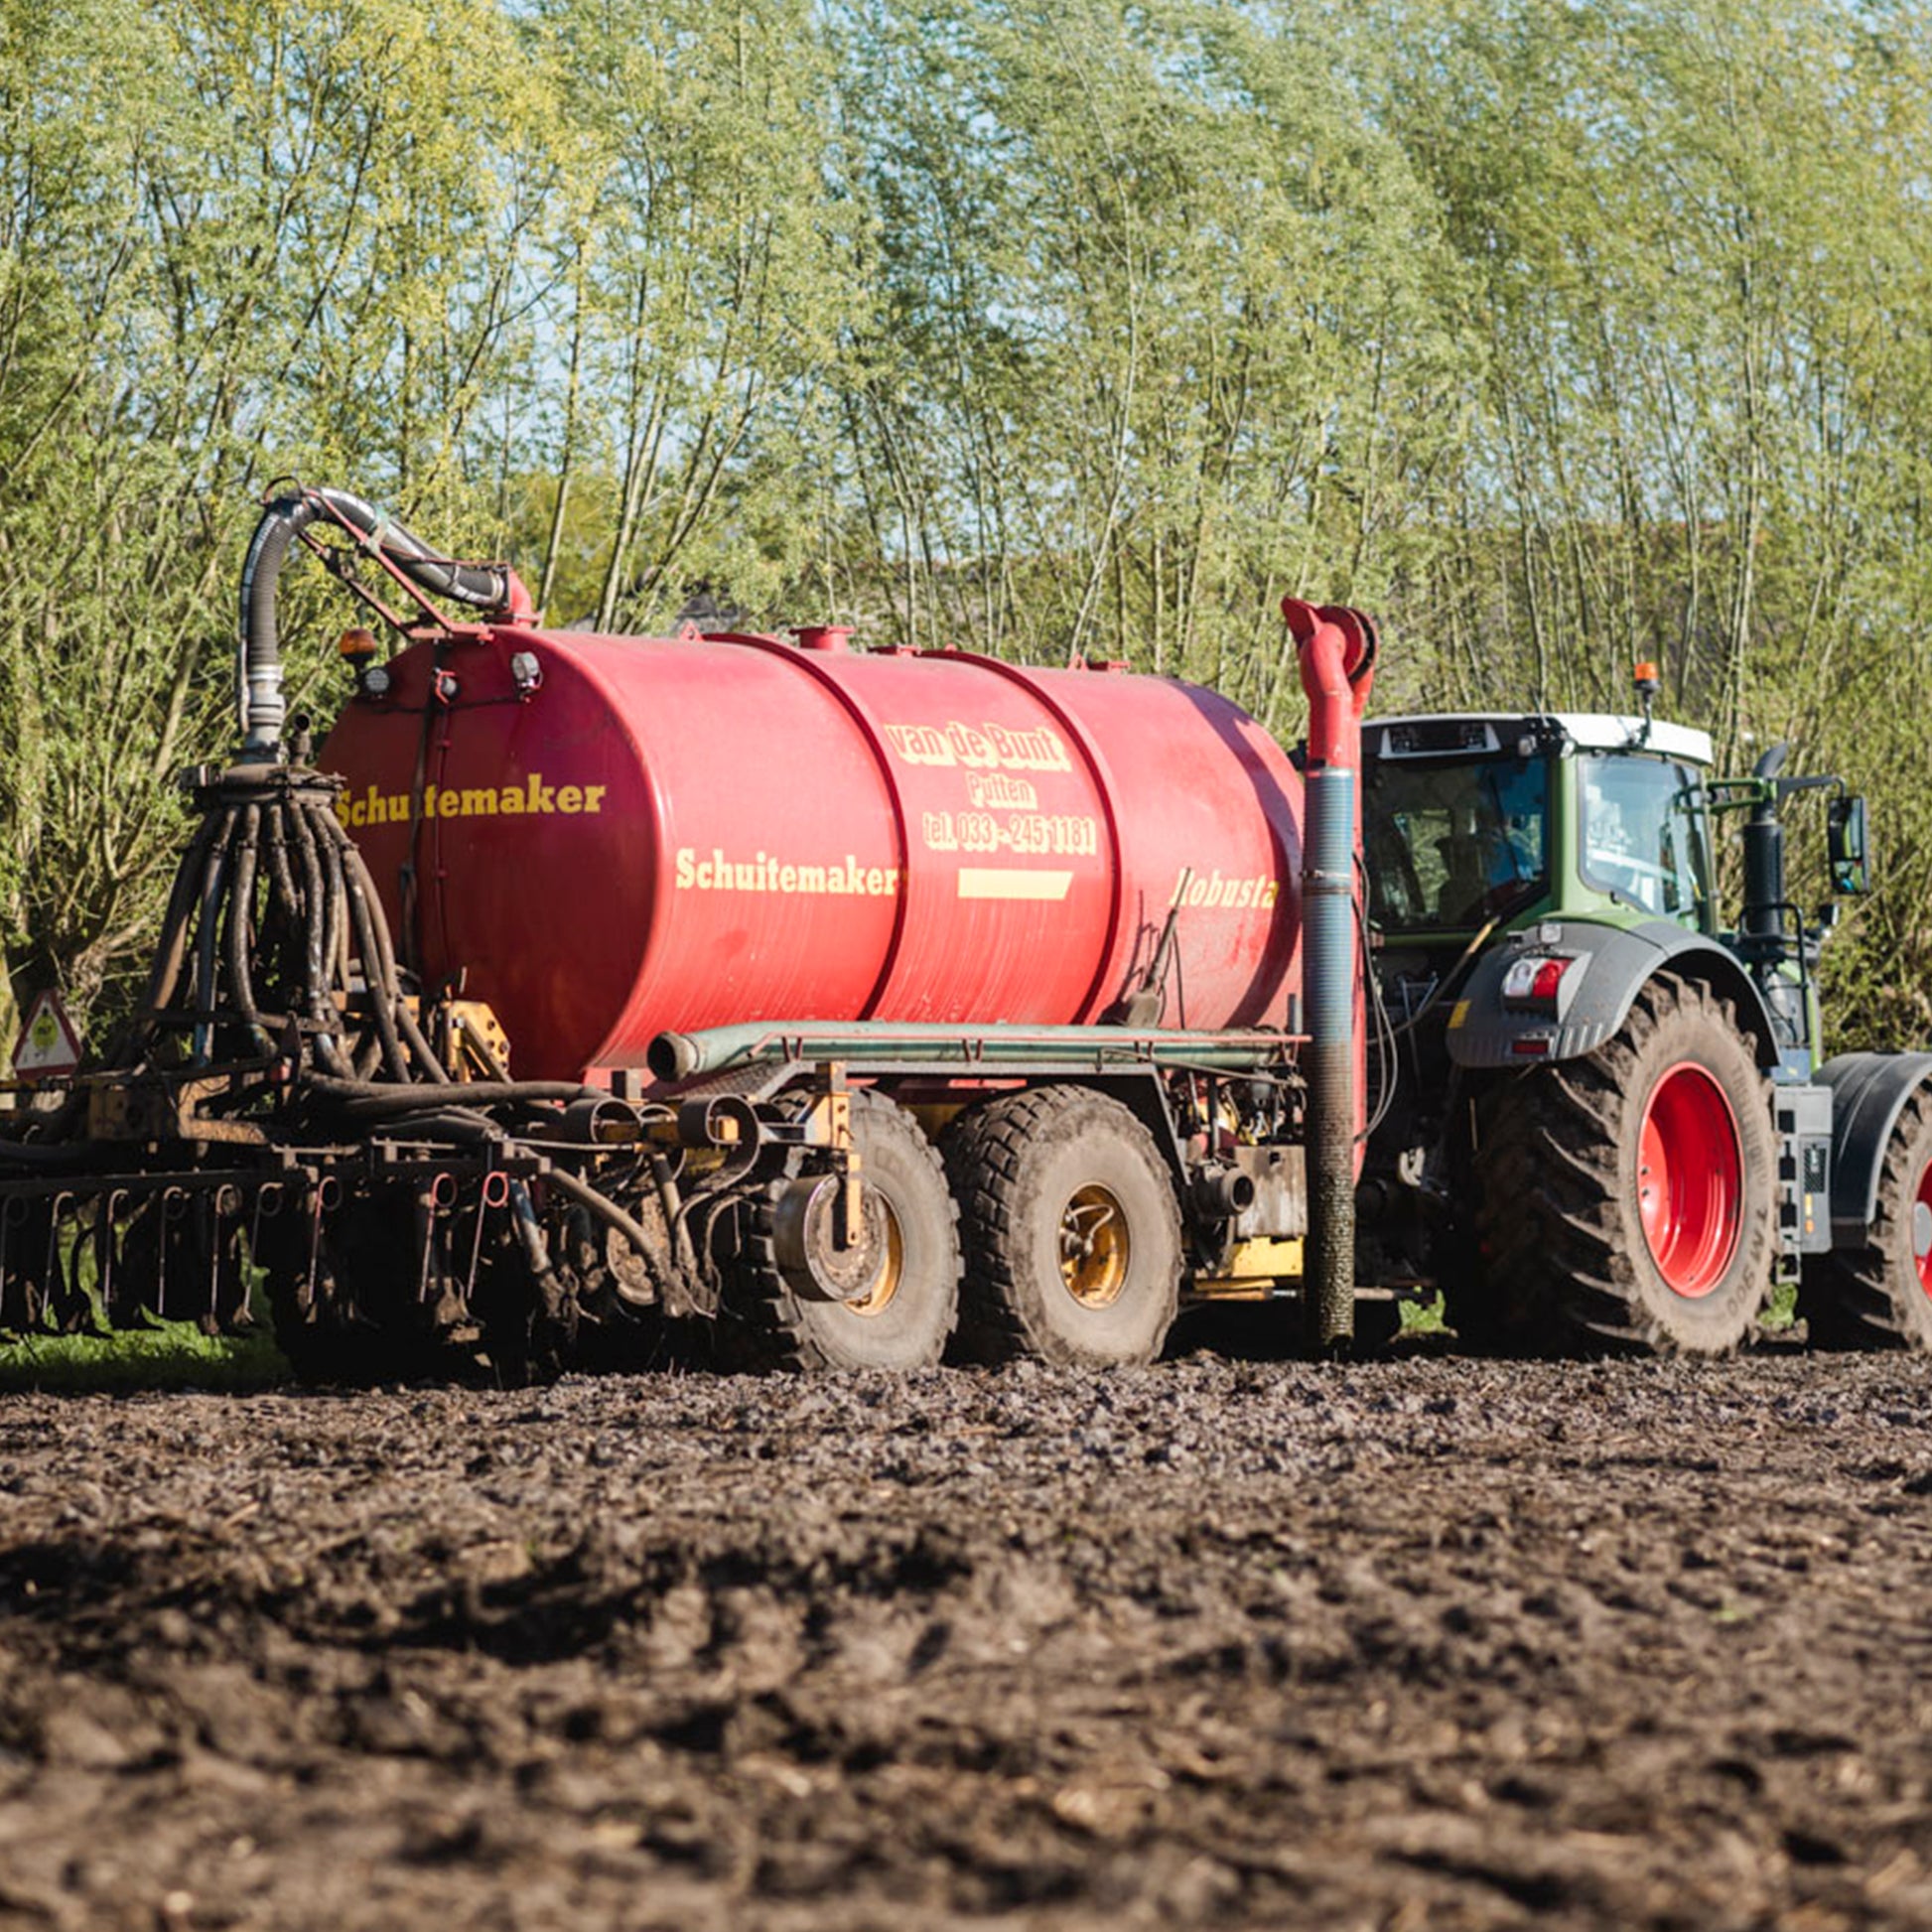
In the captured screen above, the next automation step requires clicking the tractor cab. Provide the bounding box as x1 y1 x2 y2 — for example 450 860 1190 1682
1352 709 1722 1292
1361 711 1717 959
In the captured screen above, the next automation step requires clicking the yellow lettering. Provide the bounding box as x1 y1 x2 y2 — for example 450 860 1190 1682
461 788 496 816
676 848 695 889
558 785 581 814
499 785 525 813
779 864 796 892
884 723 954 765
583 785 607 814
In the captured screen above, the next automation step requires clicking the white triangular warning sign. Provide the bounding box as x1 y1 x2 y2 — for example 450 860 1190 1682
12 990 81 1080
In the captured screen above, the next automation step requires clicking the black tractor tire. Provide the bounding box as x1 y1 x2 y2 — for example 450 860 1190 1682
1470 971 1777 1355
945 1084 1181 1366
731 1088 960 1371
1800 1091 1932 1350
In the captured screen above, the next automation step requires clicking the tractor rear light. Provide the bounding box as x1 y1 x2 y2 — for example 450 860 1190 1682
1530 957 1571 1002
358 663 391 698
1502 953 1578 1010
1510 1036 1552 1056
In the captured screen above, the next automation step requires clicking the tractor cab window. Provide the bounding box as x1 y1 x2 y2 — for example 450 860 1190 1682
1365 755 1550 931
1579 755 1706 921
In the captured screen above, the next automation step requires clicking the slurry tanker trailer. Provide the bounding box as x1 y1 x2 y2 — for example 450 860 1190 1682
0 485 1919 1376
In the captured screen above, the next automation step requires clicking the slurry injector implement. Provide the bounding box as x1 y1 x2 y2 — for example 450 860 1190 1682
0 486 1375 1377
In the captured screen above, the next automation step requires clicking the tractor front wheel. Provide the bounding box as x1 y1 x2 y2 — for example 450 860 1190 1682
1472 971 1776 1354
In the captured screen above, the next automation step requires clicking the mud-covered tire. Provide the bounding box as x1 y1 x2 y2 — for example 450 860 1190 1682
731 1089 960 1372
1471 971 1777 1355
945 1085 1181 1366
1800 1091 1932 1350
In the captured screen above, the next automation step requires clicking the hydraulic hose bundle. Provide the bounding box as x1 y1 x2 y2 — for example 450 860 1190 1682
0 488 677 1373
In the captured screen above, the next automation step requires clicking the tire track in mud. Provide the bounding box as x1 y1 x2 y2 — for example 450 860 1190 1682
2 1353 1932 1929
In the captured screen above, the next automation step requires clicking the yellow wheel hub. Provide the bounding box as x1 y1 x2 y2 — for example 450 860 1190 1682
844 1197 903 1317
1059 1184 1130 1309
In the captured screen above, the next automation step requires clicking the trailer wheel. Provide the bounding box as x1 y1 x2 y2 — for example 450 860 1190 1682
946 1085 1181 1366
1801 1091 1932 1350
1473 971 1776 1354
732 1089 960 1371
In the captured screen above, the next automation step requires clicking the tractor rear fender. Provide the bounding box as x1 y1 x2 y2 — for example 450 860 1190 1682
1443 919 1782 1071
1815 1051 1932 1246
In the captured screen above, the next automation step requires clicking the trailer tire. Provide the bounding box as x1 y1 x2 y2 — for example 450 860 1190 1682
732 1089 960 1372
1801 1091 1932 1350
1472 971 1776 1354
946 1085 1180 1366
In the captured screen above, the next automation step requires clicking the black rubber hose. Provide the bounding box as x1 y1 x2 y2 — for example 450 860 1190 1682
367 1109 502 1143
331 827 439 1082
282 804 353 1079
285 799 329 1016
237 496 315 754
221 804 273 1053
320 814 402 994
258 802 308 1011
301 803 349 997
261 801 302 927
237 487 510 755
321 812 449 1081
342 873 409 1082
324 489 509 610
303 1077 597 1116
326 815 409 1082
137 810 222 1032
192 809 239 1060
538 1165 665 1274
0 1138 91 1169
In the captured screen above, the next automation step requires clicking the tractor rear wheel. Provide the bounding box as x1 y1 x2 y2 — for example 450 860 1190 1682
1472 971 1777 1354
731 1089 960 1371
946 1085 1181 1366
1800 1091 1932 1350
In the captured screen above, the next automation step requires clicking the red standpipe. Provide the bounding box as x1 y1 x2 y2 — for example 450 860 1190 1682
1285 598 1378 1348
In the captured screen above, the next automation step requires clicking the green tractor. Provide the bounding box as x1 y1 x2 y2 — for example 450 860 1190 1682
1353 669 1922 1354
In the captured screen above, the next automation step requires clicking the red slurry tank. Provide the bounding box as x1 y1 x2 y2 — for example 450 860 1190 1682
322 624 1304 1079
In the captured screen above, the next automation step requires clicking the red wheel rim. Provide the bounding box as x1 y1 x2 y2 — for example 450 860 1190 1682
1913 1162 1932 1300
1635 1061 1742 1299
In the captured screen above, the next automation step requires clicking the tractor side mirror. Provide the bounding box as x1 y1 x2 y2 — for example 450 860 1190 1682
1828 794 1869 896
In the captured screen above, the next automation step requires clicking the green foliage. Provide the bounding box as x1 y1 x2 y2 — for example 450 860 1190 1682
3 0 1932 1040
0 1321 288 1392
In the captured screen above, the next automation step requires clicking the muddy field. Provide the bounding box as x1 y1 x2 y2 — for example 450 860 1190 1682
3 1343 1932 1930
